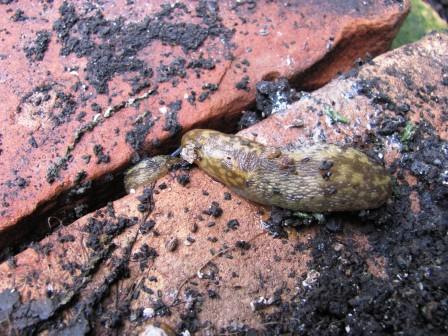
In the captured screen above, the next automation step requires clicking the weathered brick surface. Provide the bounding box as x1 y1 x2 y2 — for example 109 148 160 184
0 0 409 249
1 32 446 334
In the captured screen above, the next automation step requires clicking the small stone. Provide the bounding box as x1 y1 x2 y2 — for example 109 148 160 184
142 307 155 319
302 269 320 288
287 118 304 128
235 240 251 250
227 219 240 230
165 237 178 252
250 296 274 311
333 242 344 252
184 236 195 245
190 222 198 233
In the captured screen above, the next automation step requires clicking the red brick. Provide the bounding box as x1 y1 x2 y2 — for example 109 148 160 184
0 1 409 249
1 32 447 334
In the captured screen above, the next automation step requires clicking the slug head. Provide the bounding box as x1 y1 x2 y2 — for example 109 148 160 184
180 129 261 188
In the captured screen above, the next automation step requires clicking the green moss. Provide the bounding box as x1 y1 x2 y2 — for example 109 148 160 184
324 106 349 124
392 0 447 49
401 122 416 143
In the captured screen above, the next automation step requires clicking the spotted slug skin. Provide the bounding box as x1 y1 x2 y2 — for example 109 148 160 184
181 129 391 212
124 155 181 193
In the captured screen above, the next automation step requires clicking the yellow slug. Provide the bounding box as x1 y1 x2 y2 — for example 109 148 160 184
180 129 391 212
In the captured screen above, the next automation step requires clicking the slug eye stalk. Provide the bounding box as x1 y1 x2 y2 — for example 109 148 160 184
170 147 182 157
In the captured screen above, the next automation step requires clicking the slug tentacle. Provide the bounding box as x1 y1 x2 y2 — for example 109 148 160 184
180 129 391 213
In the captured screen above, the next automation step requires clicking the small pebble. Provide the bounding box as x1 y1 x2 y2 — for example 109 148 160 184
165 237 178 252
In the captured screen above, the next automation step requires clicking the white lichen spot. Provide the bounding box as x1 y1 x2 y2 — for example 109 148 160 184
142 307 155 319
302 269 320 288
159 106 168 114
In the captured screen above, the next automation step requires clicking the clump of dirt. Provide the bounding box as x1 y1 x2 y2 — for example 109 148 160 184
235 75 251 92
256 77 301 116
238 77 301 129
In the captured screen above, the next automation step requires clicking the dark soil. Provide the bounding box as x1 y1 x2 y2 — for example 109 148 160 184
428 0 448 21
238 77 302 129
256 71 448 335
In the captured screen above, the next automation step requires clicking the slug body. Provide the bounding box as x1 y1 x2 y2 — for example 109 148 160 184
181 129 391 212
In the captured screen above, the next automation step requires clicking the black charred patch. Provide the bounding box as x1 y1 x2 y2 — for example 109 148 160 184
139 219 156 234
198 82 219 102
132 244 158 271
125 112 155 161
187 54 215 70
52 1 234 94
51 91 77 127
377 115 407 136
11 9 28 22
175 287 204 333
136 187 154 214
28 136 38 148
129 67 153 95
151 299 171 317
235 240 251 250
163 100 182 136
5 176 29 190
157 57 186 84
261 207 289 238
24 30 51 62
93 144 110 164
235 75 250 92
58 234 75 243
46 156 69 184
237 77 301 130
83 214 135 251
17 84 78 128
238 110 261 129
